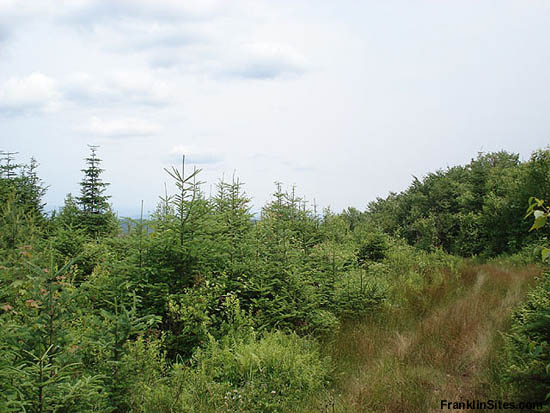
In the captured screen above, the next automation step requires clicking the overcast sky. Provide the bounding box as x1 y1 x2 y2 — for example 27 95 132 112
1 0 549 217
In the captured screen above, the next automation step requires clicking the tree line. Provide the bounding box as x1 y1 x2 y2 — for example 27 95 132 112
361 149 550 256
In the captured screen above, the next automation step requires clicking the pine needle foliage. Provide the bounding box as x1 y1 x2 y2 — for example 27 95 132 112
77 145 110 214
77 145 117 238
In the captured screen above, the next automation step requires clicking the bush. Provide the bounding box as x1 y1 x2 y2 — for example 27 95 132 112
332 270 388 320
121 335 168 412
382 241 420 277
489 243 544 267
503 271 550 408
357 231 389 264
132 330 330 412
305 309 340 337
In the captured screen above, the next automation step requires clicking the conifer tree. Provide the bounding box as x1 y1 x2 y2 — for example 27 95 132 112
161 155 207 288
76 145 116 237
164 155 202 247
0 191 29 250
51 194 88 259
212 174 254 277
0 153 46 249
0 151 20 205
18 157 48 221
77 145 110 214
0 150 20 180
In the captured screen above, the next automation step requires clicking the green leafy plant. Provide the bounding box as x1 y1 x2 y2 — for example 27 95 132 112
501 196 550 408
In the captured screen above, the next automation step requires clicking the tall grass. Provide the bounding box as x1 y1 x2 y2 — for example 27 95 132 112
309 262 541 412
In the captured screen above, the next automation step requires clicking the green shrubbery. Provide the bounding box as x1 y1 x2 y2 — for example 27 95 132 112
487 243 545 267
503 271 550 409
332 269 388 320
357 230 389 264
496 196 550 410
128 330 329 413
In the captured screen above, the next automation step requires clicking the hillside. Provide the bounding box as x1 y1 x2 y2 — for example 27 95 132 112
1 147 550 412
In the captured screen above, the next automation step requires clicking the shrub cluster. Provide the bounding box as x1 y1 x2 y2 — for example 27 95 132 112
503 271 550 409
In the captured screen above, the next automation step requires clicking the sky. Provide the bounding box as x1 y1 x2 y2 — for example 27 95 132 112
1 0 549 217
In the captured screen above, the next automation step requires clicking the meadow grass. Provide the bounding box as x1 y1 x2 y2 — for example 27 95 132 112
308 263 541 412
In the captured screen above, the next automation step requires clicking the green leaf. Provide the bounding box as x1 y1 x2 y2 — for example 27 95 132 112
526 197 545 218
542 248 550 262
529 216 547 232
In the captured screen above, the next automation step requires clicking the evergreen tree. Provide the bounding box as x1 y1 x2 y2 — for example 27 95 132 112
0 153 46 250
0 153 47 219
164 155 203 247
77 145 110 214
212 174 254 278
51 194 89 260
76 145 117 237
18 157 48 222
0 150 20 180
0 151 20 205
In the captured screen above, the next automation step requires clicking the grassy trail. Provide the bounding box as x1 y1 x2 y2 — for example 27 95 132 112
311 264 541 412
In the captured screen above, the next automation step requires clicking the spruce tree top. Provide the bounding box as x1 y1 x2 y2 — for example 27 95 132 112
77 145 111 214
0 150 20 179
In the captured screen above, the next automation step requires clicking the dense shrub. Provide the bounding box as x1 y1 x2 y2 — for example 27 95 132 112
130 330 330 412
357 231 389 264
332 270 388 319
503 271 550 409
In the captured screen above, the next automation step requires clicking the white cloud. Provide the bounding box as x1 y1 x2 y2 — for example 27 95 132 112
0 0 56 19
221 42 310 79
59 0 228 26
53 1 309 81
114 22 204 52
64 71 175 106
78 18 209 57
0 0 58 43
0 72 61 114
78 116 161 137
147 40 311 79
0 70 175 115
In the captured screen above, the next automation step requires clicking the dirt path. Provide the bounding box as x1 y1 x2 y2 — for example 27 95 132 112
313 264 541 412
